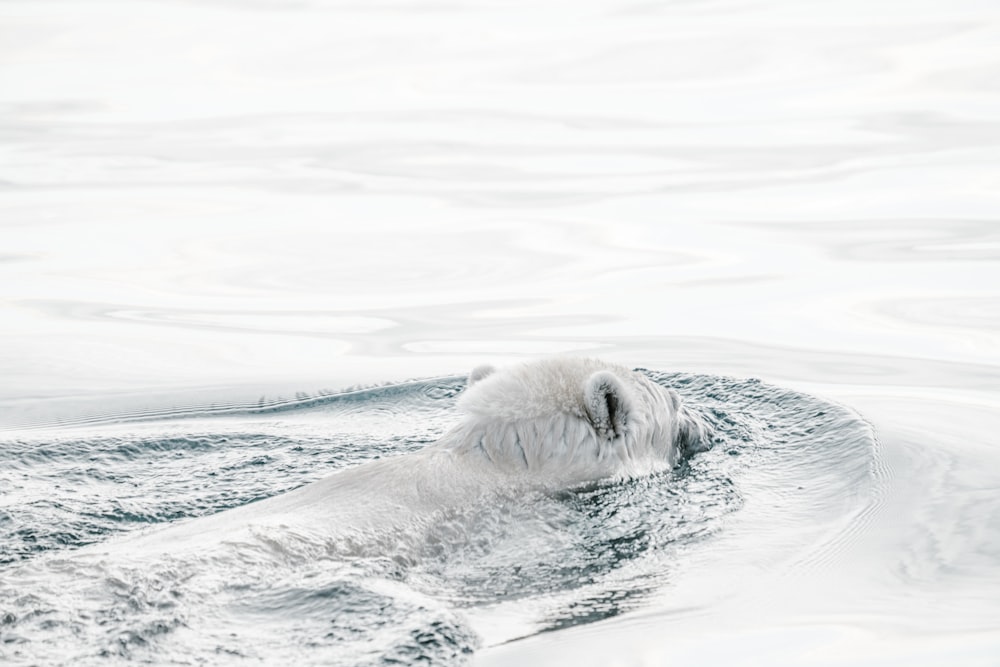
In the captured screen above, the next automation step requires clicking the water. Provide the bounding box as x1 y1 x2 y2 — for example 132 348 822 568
0 372 875 664
2 0 999 664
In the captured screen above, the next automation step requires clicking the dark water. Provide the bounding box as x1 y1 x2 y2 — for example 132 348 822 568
0 371 876 665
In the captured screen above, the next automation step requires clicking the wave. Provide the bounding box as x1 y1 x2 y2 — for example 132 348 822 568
0 370 878 665
1 375 467 432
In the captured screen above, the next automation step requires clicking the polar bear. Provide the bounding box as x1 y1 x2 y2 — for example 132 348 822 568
0 359 713 664
104 358 712 558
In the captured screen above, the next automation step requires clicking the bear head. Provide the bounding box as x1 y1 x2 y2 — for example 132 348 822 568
450 358 710 484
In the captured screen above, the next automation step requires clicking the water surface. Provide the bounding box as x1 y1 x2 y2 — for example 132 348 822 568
1 0 999 664
1 372 877 665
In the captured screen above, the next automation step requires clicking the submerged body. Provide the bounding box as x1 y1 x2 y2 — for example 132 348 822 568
110 358 712 558
2 367 889 667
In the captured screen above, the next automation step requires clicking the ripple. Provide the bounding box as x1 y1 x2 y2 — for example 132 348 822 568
0 370 877 664
745 218 1000 263
870 295 1000 331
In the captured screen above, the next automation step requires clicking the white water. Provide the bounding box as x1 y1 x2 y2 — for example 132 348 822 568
2 0 999 664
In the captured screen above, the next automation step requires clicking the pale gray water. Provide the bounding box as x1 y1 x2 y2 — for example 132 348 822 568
2 0 999 664
2 372 867 664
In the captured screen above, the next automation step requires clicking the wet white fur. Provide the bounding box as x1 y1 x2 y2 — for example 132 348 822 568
446 358 707 483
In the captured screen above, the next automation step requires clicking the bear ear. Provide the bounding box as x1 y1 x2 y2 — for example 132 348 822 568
467 364 496 387
583 370 631 439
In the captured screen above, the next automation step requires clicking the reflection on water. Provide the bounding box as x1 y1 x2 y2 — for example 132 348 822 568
1 0 999 664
